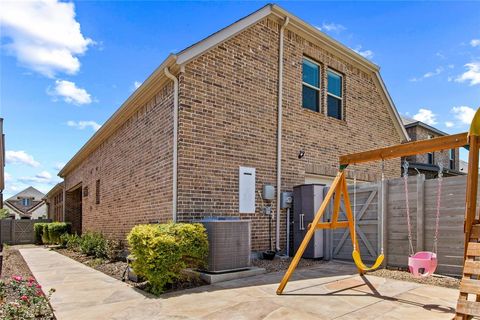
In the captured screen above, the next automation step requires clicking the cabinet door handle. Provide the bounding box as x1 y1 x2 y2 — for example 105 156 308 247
300 214 305 230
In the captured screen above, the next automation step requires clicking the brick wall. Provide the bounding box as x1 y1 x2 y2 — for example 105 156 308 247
404 125 460 172
177 18 402 251
64 83 175 240
65 187 82 234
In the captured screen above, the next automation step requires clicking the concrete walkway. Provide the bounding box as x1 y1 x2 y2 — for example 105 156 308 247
20 247 458 320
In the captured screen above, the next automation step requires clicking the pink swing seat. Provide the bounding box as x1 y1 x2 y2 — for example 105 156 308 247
408 251 437 277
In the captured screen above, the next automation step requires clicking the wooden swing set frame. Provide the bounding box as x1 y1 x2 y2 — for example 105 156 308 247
276 108 480 319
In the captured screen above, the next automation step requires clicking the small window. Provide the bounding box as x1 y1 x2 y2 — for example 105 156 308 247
302 58 321 112
450 149 455 169
427 135 434 165
95 180 100 204
21 198 31 206
327 70 343 120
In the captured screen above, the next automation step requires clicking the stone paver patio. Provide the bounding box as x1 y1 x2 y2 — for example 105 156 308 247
20 247 458 319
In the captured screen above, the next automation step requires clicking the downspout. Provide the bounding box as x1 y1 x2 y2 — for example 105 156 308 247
164 67 179 222
276 17 289 252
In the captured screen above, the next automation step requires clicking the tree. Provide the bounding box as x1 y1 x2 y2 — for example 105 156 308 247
0 208 10 219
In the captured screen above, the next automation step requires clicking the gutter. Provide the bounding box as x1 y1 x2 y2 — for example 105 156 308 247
164 67 179 222
276 17 289 252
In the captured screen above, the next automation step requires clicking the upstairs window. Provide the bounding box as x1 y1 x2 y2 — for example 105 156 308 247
450 149 455 169
302 58 320 112
327 70 343 120
21 198 31 206
427 135 434 164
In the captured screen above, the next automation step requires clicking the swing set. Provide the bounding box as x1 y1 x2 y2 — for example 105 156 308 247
276 108 480 319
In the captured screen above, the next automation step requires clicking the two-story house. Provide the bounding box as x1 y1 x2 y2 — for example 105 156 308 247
48 4 408 252
4 187 47 220
402 117 462 179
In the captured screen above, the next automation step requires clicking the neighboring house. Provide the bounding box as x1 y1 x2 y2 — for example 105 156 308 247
4 187 47 220
460 160 468 173
51 4 409 251
401 117 463 179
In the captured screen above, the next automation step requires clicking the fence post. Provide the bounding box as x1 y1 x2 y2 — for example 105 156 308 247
416 174 425 252
381 178 388 267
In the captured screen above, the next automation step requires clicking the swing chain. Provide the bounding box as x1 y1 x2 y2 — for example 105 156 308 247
433 164 443 254
353 169 357 251
403 160 415 256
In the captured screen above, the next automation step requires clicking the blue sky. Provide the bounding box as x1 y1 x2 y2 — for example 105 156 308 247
1 1 479 198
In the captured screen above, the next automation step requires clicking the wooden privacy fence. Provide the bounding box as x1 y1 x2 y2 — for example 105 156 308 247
322 174 468 276
0 219 51 245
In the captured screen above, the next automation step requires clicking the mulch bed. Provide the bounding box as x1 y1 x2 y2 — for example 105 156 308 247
53 248 207 294
370 267 460 289
251 256 326 273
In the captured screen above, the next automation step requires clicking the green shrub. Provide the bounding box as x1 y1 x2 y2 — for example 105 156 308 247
79 232 107 258
60 233 81 250
106 239 123 261
33 223 48 244
127 222 208 295
47 222 70 245
41 224 50 244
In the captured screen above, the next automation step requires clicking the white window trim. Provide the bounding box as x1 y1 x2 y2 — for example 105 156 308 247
327 69 343 118
302 57 321 111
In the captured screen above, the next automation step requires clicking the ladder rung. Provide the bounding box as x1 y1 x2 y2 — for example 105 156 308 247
466 242 480 257
460 278 480 295
456 300 480 317
463 261 480 275
470 225 480 240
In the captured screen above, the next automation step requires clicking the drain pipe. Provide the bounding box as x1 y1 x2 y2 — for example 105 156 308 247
164 67 179 222
276 17 289 252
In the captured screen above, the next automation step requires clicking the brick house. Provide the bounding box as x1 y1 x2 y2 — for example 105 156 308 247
402 117 462 179
49 4 409 251
4 187 47 220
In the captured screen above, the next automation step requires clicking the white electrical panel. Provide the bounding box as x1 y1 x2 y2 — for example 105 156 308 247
239 167 256 213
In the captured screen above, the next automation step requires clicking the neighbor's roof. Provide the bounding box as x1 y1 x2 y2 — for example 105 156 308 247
6 186 45 201
401 117 448 136
43 183 64 200
59 3 409 177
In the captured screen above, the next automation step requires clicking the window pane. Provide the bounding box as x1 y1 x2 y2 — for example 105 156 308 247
303 59 319 88
327 95 342 119
302 85 319 112
328 71 342 97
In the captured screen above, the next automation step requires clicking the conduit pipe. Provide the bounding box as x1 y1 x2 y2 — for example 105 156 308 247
164 67 179 222
276 17 289 252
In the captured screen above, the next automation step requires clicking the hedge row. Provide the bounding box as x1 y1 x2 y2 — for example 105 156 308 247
34 222 70 245
60 232 122 261
127 222 208 295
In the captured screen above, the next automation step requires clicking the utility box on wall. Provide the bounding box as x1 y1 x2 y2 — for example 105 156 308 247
239 167 255 213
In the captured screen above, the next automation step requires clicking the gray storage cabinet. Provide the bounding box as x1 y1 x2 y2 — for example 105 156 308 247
293 184 325 259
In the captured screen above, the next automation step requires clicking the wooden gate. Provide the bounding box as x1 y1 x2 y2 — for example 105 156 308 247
324 182 383 262
0 219 51 245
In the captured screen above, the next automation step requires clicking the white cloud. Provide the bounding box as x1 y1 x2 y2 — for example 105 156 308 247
410 66 446 82
353 46 374 59
471 39 480 47
0 0 93 77
4 172 12 182
317 22 346 34
19 170 58 184
456 62 480 86
6 150 40 167
423 66 444 78
67 120 101 131
49 80 92 105
54 162 65 171
413 108 437 125
451 106 476 125
445 121 455 128
133 81 142 90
